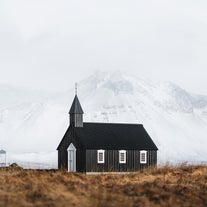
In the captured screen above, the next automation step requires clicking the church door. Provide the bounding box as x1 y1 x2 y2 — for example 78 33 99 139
67 143 76 172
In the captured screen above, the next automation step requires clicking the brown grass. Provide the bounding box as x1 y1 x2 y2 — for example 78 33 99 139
0 163 207 207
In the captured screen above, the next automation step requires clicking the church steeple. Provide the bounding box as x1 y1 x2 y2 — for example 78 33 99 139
69 84 84 127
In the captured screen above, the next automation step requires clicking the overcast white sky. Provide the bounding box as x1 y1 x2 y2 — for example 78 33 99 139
0 0 207 94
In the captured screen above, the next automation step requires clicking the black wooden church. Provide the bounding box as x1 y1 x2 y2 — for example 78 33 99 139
57 94 158 173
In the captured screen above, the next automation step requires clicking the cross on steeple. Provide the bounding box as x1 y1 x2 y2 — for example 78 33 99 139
75 82 78 95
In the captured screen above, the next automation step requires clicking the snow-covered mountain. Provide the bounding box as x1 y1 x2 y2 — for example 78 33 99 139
0 71 207 168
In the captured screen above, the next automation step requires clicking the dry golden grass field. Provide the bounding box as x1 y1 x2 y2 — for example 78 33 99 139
0 163 207 207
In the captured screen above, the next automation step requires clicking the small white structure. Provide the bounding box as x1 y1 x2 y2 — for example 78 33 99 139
0 149 6 166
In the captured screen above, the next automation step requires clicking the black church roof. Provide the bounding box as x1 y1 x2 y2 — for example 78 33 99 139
70 122 158 150
69 95 84 114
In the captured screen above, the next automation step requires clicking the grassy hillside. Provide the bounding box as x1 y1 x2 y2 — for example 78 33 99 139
0 164 207 207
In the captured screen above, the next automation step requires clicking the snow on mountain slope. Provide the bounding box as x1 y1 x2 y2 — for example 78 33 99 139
0 71 207 168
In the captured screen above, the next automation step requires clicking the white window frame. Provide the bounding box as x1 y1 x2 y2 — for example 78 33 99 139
140 150 147 164
97 150 105 163
119 150 126 164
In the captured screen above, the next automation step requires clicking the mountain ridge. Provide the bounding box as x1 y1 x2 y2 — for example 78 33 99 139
0 71 207 167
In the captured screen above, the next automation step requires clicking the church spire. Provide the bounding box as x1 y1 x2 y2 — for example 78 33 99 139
69 83 84 127
69 95 84 115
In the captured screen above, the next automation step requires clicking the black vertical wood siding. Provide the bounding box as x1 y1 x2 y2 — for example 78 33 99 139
57 126 86 172
86 150 157 172
58 126 157 173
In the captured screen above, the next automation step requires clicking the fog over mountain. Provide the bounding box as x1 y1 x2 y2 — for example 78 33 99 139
0 71 207 168
1 1 207 95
